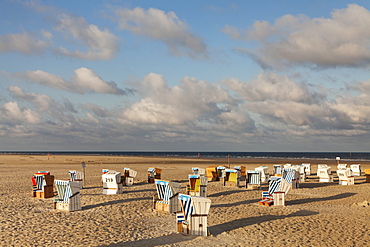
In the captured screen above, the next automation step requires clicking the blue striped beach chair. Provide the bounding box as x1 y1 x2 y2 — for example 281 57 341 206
177 194 211 236
247 170 261 189
153 179 181 212
282 168 299 189
32 172 54 198
259 176 290 206
54 180 81 211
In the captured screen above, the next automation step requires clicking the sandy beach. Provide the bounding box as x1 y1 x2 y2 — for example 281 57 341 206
1 154 370 246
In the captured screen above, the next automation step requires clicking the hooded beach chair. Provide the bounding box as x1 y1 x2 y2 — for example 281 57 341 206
292 165 306 182
259 176 290 206
337 163 348 170
224 169 240 187
216 166 226 182
32 171 54 198
273 165 282 175
206 166 218 181
302 163 311 175
247 170 261 190
54 180 81 212
68 170 84 188
188 174 208 197
176 194 211 236
350 164 361 176
148 167 161 183
122 168 137 186
282 168 300 189
337 170 355 185
317 165 333 182
192 167 206 176
255 166 270 182
102 170 123 194
153 179 181 212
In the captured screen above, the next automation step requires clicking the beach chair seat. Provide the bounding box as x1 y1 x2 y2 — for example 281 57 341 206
148 167 161 183
350 164 361 176
273 165 282 175
122 168 137 186
224 169 240 187
188 174 207 197
247 170 261 190
192 167 205 176
32 172 54 198
176 194 211 236
337 170 355 185
302 163 311 175
282 168 300 189
259 176 290 206
216 166 226 182
255 166 270 182
337 164 348 170
153 179 181 212
317 165 333 182
54 180 81 212
206 166 218 181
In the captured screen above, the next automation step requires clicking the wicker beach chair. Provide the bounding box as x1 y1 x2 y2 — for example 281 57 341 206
337 169 355 185
32 171 54 199
54 180 81 212
102 170 123 194
153 179 181 212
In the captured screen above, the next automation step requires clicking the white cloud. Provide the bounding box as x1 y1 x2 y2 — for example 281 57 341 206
0 32 50 54
1 102 41 124
224 4 370 68
55 14 119 60
8 85 54 111
16 67 129 95
115 7 207 58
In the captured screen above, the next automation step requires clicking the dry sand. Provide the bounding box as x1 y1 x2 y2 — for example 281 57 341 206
1 154 370 246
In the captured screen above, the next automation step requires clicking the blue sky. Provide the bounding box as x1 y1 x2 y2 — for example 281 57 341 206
1 0 370 151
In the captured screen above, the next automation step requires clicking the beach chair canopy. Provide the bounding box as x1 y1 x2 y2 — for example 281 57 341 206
54 180 81 203
155 180 181 203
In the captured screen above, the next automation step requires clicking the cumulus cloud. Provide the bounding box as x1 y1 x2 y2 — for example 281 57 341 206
121 73 254 131
115 7 208 58
16 67 129 95
55 14 119 60
8 85 55 111
0 32 50 54
224 4 370 68
1 102 41 125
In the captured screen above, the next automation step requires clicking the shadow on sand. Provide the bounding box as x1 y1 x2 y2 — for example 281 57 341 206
288 192 356 205
83 197 151 210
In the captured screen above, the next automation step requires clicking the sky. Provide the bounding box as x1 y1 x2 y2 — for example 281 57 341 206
1 0 370 152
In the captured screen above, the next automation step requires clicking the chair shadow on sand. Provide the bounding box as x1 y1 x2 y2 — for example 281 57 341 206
209 210 319 236
288 192 356 205
208 189 245 197
83 196 151 210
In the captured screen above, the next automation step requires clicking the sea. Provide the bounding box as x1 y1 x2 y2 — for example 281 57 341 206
1 151 370 161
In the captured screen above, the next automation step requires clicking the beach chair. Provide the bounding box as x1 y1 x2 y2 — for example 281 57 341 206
365 169 370 183
224 169 240 187
255 166 270 182
273 165 282 175
188 174 208 197
216 166 226 183
317 165 333 182
153 179 181 212
68 170 84 188
148 167 161 183
350 164 361 176
102 170 123 194
337 164 348 170
32 171 54 199
54 180 81 212
206 166 218 181
302 163 311 175
282 168 300 189
192 167 206 176
247 170 261 190
292 165 306 182
176 194 211 236
259 176 290 206
337 170 355 185
284 163 292 169
122 168 137 186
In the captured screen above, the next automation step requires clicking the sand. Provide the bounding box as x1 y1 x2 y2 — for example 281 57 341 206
1 154 370 246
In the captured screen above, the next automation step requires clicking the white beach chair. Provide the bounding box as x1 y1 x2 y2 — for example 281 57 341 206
54 180 81 212
255 166 270 182
273 165 282 175
102 171 123 194
317 165 333 182
350 164 361 176
153 179 181 212
247 170 261 189
68 170 84 188
259 176 290 206
148 167 161 183
192 167 206 176
176 194 211 236
337 170 355 185
282 168 300 189
302 163 311 175
123 168 137 186
337 163 348 170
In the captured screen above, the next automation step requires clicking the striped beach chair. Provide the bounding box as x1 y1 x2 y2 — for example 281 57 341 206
32 171 54 198
54 180 81 212
102 171 123 194
68 170 84 188
273 165 282 175
259 176 290 206
188 174 208 197
176 194 211 236
153 179 181 213
192 167 206 176
216 166 226 181
282 168 299 189
247 170 261 190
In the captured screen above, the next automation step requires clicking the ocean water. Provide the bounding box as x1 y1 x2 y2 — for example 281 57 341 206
1 151 370 161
